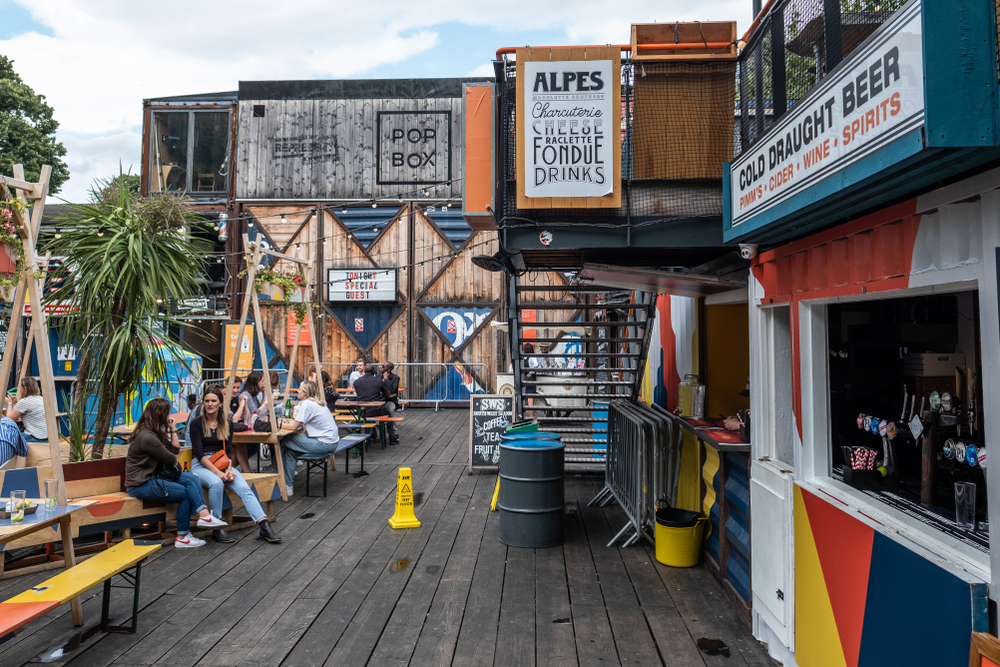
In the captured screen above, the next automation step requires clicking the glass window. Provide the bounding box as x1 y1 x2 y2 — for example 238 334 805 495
149 110 229 194
150 112 189 192
193 112 229 193
827 291 986 552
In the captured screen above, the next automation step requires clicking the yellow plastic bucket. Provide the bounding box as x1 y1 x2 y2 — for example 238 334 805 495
654 508 707 568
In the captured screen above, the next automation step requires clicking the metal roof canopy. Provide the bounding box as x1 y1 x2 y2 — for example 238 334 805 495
576 263 745 298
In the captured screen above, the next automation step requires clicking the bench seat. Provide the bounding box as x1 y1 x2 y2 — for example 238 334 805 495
0 538 160 640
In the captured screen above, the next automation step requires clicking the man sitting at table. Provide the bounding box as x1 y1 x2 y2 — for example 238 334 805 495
354 364 399 445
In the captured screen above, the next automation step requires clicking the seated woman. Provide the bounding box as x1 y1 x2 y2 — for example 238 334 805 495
189 388 281 544
4 377 48 442
279 380 339 497
232 371 269 471
125 397 225 548
306 368 338 412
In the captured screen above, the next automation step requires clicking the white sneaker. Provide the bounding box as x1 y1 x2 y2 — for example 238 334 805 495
286 485 294 497
197 515 227 528
174 534 206 548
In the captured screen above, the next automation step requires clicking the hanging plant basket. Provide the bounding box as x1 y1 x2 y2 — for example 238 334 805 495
242 267 310 323
0 201 28 292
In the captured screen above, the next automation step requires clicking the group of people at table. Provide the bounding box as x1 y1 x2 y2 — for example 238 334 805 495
0 362 403 551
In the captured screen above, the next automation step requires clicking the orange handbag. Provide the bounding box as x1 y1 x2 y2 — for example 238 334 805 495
209 448 231 471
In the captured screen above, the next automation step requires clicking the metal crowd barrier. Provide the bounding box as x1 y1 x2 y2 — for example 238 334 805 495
590 400 678 547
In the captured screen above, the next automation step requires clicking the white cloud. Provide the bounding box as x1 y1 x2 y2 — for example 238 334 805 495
1 0 753 201
466 63 496 77
57 131 141 203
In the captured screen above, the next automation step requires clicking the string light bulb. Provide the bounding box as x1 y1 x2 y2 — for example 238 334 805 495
341 207 347 215
97 228 104 237
248 222 254 228
372 202 377 208
280 214 287 223
373 226 378 233
54 229 61 239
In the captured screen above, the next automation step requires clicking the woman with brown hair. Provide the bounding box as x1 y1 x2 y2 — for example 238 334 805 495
125 398 225 548
4 377 48 442
189 387 281 543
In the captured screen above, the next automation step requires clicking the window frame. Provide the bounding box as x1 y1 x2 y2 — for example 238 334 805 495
796 280 990 579
147 108 231 195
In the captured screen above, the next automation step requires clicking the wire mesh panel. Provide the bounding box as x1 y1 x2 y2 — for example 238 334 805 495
497 56 735 229
735 0 912 157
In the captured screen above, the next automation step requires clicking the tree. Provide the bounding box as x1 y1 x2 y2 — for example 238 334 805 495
0 56 69 193
44 174 207 458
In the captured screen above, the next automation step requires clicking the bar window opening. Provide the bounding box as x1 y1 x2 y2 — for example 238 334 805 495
827 290 986 552
149 110 230 194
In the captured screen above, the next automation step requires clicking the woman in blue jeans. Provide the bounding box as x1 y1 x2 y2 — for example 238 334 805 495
189 388 281 544
279 380 340 497
125 398 226 548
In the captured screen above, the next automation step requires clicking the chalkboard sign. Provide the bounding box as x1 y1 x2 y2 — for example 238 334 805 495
469 394 513 473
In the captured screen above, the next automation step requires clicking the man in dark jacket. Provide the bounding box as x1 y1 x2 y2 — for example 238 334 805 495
354 364 399 444
381 361 401 410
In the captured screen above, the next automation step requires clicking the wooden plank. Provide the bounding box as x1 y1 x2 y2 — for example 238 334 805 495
607 605 665 666
572 604 621 667
236 597 327 667
535 545 577 667
448 488 506 667
494 546 536 667
407 471 494 667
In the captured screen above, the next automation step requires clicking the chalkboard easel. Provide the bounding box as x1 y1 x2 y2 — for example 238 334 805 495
469 394 514 473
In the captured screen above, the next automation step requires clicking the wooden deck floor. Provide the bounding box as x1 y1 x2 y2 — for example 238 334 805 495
1 408 776 667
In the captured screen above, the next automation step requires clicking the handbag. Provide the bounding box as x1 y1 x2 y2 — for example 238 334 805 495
253 418 272 433
154 461 182 483
209 448 231 471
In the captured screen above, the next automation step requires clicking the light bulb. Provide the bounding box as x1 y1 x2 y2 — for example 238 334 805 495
156 298 163 304
373 226 378 233
54 231 61 239
372 202 377 208
347 233 352 239
737 40 746 50
281 214 287 223
342 208 347 214
97 229 104 237
248 222 254 228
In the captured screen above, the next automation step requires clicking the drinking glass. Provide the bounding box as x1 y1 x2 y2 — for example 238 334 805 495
10 490 25 523
955 482 977 528
44 479 58 510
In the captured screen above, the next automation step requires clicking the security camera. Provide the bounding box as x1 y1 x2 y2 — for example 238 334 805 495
739 243 758 260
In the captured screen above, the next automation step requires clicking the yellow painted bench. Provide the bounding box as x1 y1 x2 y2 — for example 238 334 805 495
0 538 160 642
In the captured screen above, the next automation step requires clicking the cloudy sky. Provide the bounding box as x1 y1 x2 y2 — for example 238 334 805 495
0 0 752 202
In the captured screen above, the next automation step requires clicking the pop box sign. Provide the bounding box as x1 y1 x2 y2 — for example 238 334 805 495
327 268 397 302
730 0 924 227
523 59 615 199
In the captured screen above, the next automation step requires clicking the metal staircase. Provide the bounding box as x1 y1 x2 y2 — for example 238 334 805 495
508 278 657 472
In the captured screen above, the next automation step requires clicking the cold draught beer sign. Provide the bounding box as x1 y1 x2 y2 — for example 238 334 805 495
730 0 924 228
523 59 616 199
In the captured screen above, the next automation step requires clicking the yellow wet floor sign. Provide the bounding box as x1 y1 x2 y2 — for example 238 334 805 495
389 467 421 528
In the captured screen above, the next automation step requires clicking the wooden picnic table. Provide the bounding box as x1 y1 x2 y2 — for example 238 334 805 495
337 400 385 424
110 412 191 440
0 499 96 624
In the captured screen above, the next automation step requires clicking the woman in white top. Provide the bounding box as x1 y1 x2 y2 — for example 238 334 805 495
278 380 339 497
4 377 47 441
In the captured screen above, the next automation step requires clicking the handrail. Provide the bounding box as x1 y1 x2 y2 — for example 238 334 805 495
741 0 779 46
494 42 734 59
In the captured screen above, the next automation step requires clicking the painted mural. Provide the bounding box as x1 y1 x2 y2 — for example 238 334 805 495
423 306 493 349
795 485 987 667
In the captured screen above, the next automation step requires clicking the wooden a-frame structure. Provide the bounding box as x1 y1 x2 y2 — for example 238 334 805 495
0 165 85 622
224 233 324 501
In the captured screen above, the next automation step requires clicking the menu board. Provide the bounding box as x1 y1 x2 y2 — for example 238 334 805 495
469 394 513 473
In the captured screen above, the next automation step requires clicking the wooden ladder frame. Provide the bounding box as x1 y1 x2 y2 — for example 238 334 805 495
224 233 324 500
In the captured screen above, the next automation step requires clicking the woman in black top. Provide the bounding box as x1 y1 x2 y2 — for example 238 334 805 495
189 388 281 544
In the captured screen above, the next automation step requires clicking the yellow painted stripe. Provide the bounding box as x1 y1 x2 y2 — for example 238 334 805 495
702 444 720 518
5 539 160 604
794 487 848 667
